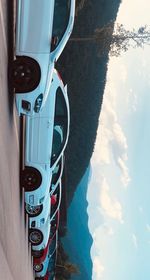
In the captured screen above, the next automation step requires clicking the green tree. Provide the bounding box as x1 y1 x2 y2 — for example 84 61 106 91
76 0 87 16
55 241 79 280
70 21 150 56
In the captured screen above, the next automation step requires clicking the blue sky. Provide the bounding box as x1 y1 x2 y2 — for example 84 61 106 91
87 0 150 279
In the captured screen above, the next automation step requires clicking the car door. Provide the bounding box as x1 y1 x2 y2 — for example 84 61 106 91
25 80 56 164
18 0 55 53
26 115 51 164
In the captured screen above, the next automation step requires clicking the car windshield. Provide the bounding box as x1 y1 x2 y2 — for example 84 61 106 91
51 88 68 166
51 0 71 51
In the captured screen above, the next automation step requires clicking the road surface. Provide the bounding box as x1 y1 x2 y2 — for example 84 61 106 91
0 1 34 279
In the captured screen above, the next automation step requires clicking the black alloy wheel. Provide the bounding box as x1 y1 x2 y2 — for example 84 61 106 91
9 56 41 92
21 167 42 191
28 229 43 246
25 204 43 217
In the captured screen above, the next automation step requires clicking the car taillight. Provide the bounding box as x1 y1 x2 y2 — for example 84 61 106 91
56 70 62 81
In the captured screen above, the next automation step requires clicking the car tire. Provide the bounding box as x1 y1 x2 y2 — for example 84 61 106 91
28 229 43 246
25 204 43 217
9 56 41 93
33 263 43 273
21 167 42 191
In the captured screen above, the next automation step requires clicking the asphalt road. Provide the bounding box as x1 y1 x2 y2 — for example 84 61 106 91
0 1 34 279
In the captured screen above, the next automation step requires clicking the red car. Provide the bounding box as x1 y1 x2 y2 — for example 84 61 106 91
33 208 59 278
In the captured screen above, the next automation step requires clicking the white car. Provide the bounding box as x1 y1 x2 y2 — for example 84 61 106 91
28 181 61 252
9 0 75 115
25 155 64 219
20 70 69 206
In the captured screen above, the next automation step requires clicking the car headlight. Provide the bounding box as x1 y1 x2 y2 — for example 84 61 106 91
29 195 34 205
40 218 45 225
39 196 45 204
34 94 43 113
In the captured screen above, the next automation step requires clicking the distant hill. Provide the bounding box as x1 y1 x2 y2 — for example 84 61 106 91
57 0 121 205
62 165 93 280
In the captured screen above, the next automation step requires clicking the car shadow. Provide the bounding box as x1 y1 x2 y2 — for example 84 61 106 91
6 0 15 118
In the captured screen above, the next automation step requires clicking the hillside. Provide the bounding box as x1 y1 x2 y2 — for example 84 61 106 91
57 0 121 205
62 166 93 280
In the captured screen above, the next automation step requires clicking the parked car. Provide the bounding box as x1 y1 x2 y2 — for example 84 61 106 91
25 155 64 220
9 0 75 116
20 70 69 206
33 211 59 259
34 231 58 278
28 182 61 251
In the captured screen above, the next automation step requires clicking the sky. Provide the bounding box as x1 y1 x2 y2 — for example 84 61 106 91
87 0 150 279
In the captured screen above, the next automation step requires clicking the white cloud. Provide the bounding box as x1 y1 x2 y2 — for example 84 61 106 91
132 234 138 249
93 256 105 279
117 157 130 186
95 89 131 188
146 224 150 232
126 88 138 113
100 178 124 223
92 224 115 255
139 206 144 214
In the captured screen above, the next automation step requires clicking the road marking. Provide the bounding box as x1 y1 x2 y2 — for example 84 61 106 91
0 1 7 52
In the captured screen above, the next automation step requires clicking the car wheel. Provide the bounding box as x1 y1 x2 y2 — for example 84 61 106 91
21 167 42 191
28 229 43 246
33 263 43 273
25 204 43 217
9 56 41 93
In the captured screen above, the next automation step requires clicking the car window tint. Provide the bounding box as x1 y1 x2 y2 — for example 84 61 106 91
55 87 67 117
51 88 68 166
48 239 56 257
48 252 56 273
51 126 63 165
51 187 60 217
50 221 57 238
51 158 62 186
51 0 71 51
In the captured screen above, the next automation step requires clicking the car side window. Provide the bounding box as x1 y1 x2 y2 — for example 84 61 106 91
50 158 62 190
51 0 71 51
51 186 60 217
51 126 63 165
51 88 68 166
48 240 56 258
50 219 57 238
48 252 56 273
